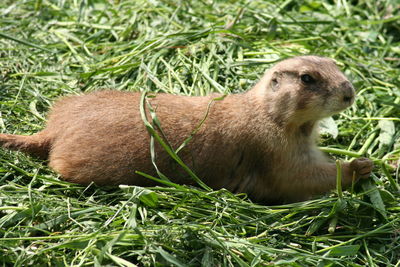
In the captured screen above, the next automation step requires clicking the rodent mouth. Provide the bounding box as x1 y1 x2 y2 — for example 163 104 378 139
331 103 351 114
328 98 354 115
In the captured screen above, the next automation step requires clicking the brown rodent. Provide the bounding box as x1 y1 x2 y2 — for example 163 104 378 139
0 56 373 204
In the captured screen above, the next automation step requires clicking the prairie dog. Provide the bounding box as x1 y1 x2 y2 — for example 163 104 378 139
0 56 373 204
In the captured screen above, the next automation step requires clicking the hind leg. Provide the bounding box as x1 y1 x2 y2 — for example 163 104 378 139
48 156 89 185
48 140 117 186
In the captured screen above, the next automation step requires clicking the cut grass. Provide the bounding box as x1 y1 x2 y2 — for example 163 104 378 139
1 0 400 266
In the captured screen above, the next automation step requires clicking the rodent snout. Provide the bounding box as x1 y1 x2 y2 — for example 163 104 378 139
340 81 355 104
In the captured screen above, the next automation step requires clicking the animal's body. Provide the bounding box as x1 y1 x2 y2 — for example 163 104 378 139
0 56 373 203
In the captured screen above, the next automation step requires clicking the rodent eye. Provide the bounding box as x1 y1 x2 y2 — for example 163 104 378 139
300 74 315 84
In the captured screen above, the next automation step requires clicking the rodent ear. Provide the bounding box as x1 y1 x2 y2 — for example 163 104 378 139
270 71 280 92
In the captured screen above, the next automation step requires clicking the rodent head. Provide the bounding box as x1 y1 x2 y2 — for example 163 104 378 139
253 56 355 128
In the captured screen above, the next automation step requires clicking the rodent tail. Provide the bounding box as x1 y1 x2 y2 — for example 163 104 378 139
0 132 51 159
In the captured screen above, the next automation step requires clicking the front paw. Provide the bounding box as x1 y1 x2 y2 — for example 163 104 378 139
349 157 373 179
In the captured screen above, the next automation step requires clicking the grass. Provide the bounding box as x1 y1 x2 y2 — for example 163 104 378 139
0 0 399 265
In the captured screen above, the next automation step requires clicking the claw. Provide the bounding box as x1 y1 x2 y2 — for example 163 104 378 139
350 157 374 179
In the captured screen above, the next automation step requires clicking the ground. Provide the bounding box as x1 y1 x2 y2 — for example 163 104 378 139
0 0 399 266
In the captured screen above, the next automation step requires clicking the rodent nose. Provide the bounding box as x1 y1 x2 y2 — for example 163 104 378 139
341 81 355 103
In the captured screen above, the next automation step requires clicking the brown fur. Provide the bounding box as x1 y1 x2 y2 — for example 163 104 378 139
0 56 373 204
